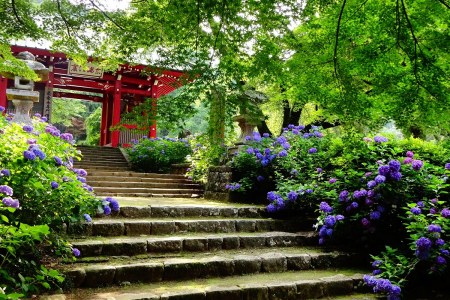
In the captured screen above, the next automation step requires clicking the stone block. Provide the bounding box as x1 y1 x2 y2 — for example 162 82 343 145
68 222 92 236
201 256 235 277
124 221 151 236
114 263 164 284
102 240 147 256
114 293 159 300
295 280 326 300
150 205 170 218
351 274 372 293
92 221 124 237
174 221 189 233
207 235 223 251
189 220 216 233
286 254 311 270
219 207 238 218
255 220 271 232
72 241 103 257
319 274 353 296
164 259 203 281
151 221 175 235
240 284 269 300
267 283 297 300
167 206 185 218
120 206 152 218
233 255 261 275
236 220 256 232
216 220 236 233
148 237 182 253
184 238 207 252
264 232 297 247
239 236 266 248
83 266 116 287
260 253 287 273
205 286 242 300
238 207 260 218
64 268 85 288
202 207 220 217
329 252 351 267
161 290 206 300
182 206 203 217
309 253 333 269
222 236 240 249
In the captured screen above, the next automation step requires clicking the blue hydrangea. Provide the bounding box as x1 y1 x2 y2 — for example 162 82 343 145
261 159 269 166
440 249 449 255
263 133 270 138
53 156 63 165
287 191 298 201
257 175 264 181
306 188 313 194
51 181 59 189
23 125 33 132
276 198 285 210
415 249 429 260
72 248 80 257
84 214 92 222
428 224 442 233
0 185 13 196
416 237 432 250
319 225 328 237
378 165 390 176
267 192 277 202
324 215 336 227
282 143 291 150
317 168 322 173
388 160 401 172
410 207 421 215
267 203 276 212
1 169 10 177
442 208 450 218
446 163 450 170
329 178 337 184
436 239 445 247
370 211 381 220
278 150 288 157
246 147 254 154
308 148 317 154
367 180 377 189
339 190 348 201
372 260 382 268
373 136 388 143
336 215 344 221
412 159 424 171
390 171 402 181
276 136 287 144
417 201 424 207
351 202 358 209
375 175 386 184
326 229 333 236
256 153 263 159
319 202 333 213
373 269 382 275
23 150 36 161
103 205 112 216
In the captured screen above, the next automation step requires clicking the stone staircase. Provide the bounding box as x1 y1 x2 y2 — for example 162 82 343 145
62 203 371 300
75 146 203 198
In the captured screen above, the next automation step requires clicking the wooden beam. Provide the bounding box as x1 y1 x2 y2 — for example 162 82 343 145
53 85 104 93
53 91 104 102
54 67 152 86
122 88 151 96
53 76 115 91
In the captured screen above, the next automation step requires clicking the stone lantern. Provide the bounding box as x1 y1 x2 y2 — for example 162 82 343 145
0 51 49 125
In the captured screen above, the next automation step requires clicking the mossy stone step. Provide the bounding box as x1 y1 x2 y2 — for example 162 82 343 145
87 176 192 183
86 172 186 178
88 181 202 189
64 251 363 288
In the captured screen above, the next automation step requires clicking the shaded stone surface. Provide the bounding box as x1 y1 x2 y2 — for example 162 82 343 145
309 253 333 268
240 284 269 300
239 236 266 248
189 220 216 233
150 205 170 218
286 254 311 270
205 286 243 300
92 221 124 237
102 240 147 256
233 255 262 274
260 253 287 273
120 206 152 218
182 206 203 217
207 235 223 251
124 221 151 236
151 221 175 235
267 283 297 300
174 221 189 233
216 220 236 233
255 220 271 232
161 289 206 300
114 293 159 300
295 280 327 300
83 265 116 287
264 232 297 247
320 274 353 296
184 237 207 251
164 259 202 281
220 207 239 218
201 256 235 277
68 222 92 236
64 268 85 288
222 236 240 249
72 241 103 257
236 220 256 232
238 207 260 218
203 207 220 217
114 263 164 284
148 237 182 253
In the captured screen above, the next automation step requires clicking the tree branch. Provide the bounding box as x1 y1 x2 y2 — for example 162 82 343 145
436 0 450 9
334 0 347 75
343 0 371 26
11 0 25 26
57 0 72 38
88 0 125 30
209 0 226 68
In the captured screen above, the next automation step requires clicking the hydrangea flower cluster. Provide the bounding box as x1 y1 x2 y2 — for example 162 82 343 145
225 183 241 191
363 275 401 300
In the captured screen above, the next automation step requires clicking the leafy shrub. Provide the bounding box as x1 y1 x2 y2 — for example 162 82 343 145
0 110 119 297
128 136 193 173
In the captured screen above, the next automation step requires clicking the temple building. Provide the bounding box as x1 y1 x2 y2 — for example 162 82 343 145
0 45 185 147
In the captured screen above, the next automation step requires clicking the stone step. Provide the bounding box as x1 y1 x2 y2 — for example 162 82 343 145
91 187 203 194
87 176 191 183
95 193 202 198
71 232 317 257
79 157 128 162
104 205 266 219
88 181 202 189
64 249 364 288
68 218 314 237
83 166 132 171
86 171 186 178
80 273 369 300
75 161 130 167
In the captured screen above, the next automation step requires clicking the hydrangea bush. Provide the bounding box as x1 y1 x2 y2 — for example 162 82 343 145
0 109 119 297
127 136 193 173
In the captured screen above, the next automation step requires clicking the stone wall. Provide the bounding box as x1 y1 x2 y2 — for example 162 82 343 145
204 166 234 202
171 163 191 175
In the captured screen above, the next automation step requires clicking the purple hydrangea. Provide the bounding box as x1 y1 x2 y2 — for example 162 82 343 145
317 168 322 173
351 202 358 209
324 215 336 227
329 178 337 184
78 169 88 177
410 207 421 215
306 188 313 194
339 190 348 201
378 165 390 176
287 191 298 201
267 203 276 212
0 185 13 196
372 260 382 268
32 148 46 160
437 256 447 265
282 142 291 150
336 215 344 221
361 218 370 226
53 156 63 165
373 269 382 275
278 150 288 157
441 249 449 255
84 214 92 222
2 197 19 208
308 148 318 154
446 163 450 170
263 133 270 138
406 151 414 158
436 239 445 247
103 205 111 216
23 125 33 132
373 136 388 143
390 171 402 181
72 248 80 257
416 249 429 260
257 175 264 181
245 136 252 141
246 147 254 155
1 169 10 177
370 211 381 220
441 208 450 219
23 150 36 161
319 202 333 213
319 225 328 237
61 133 73 141
51 181 59 189
412 160 424 171
428 224 442 233
367 180 377 189
106 198 120 211
375 175 386 184
416 237 432 250
403 157 413 164
267 192 277 202
365 198 374 206
389 160 401 172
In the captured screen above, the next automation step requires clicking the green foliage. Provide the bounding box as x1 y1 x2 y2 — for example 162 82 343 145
86 107 102 146
51 98 86 128
128 137 193 174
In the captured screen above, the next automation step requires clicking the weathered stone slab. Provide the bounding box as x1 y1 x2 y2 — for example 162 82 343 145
255 220 271 232
216 220 236 233
102 240 147 256
83 266 116 287
207 235 223 251
202 207 220 217
64 268 85 288
233 255 261 275
201 256 235 277
329 252 351 267
114 293 160 300
260 253 287 273
267 283 297 300
151 221 175 235
166 206 185 218
222 235 239 249
72 241 103 257
239 284 269 300
150 205 170 218
239 236 266 248
219 207 238 218
236 220 256 232
114 263 164 284
320 274 353 296
264 232 297 247
184 237 207 252
68 222 92 236
309 253 333 269
124 221 151 236
205 286 242 300
189 220 216 233
295 280 327 300
120 206 152 218
92 221 124 237
351 273 372 293
164 259 202 281
148 237 182 253
182 206 203 217
286 254 311 270
238 207 260 218
161 289 206 300
175 221 189 233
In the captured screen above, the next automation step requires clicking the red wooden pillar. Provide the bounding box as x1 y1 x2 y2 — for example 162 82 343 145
0 75 7 112
149 78 158 138
100 93 108 146
111 75 122 147
106 93 114 145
